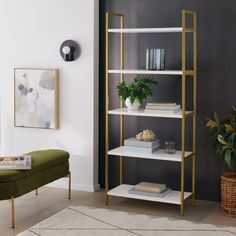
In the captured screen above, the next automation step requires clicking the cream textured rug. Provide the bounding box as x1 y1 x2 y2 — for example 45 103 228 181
18 206 236 236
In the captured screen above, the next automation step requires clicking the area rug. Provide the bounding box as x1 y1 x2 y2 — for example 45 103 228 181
18 206 236 236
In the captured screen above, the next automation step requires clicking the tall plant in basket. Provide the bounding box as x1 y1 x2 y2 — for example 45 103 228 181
206 106 236 217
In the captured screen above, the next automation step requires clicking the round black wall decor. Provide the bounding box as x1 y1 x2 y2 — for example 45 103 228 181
60 40 80 62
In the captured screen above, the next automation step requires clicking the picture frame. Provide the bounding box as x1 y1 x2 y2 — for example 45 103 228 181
14 68 59 129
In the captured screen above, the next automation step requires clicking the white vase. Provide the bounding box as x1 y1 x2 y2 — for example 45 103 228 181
125 98 141 110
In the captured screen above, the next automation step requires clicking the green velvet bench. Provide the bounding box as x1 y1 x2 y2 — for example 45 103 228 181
0 149 71 228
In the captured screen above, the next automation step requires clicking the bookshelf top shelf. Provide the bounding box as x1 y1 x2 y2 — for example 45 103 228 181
108 27 194 34
108 70 194 76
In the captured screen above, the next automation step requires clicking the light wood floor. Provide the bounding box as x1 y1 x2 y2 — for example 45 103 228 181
0 187 235 236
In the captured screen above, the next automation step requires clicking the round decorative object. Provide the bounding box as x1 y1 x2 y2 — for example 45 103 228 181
60 40 80 62
221 172 236 217
136 129 156 142
125 98 141 110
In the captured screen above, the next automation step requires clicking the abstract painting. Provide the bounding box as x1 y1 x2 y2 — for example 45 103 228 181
14 68 58 129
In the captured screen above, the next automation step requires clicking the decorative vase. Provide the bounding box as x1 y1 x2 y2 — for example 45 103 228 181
125 98 141 110
221 172 236 217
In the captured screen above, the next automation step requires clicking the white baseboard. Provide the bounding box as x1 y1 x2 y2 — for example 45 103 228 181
47 179 100 192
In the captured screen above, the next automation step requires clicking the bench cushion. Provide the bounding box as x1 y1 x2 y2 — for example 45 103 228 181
0 161 69 200
0 149 69 183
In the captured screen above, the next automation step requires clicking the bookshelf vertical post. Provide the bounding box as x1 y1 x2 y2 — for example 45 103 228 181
105 12 125 205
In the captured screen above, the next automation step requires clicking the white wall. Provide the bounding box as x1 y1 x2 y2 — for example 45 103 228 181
0 0 99 191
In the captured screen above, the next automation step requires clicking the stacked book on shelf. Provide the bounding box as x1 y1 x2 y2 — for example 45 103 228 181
0 155 32 170
124 137 160 154
145 102 181 114
129 182 171 198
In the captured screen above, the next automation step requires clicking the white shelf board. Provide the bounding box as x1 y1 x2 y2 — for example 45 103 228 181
108 108 194 119
108 146 193 162
108 27 183 34
108 69 182 75
108 184 192 205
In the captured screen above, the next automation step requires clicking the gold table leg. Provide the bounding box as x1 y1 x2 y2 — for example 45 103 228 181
11 196 15 228
68 172 71 200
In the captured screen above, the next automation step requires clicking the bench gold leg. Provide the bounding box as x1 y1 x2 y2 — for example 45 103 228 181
11 196 15 228
68 172 71 200
36 189 38 195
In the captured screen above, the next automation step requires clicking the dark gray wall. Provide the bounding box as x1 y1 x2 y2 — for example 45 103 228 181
99 0 236 201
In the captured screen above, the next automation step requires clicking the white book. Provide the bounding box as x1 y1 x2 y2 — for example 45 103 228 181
146 105 181 110
146 102 177 106
129 188 171 198
145 109 181 114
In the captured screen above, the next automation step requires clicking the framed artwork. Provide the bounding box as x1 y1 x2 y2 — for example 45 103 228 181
14 68 59 129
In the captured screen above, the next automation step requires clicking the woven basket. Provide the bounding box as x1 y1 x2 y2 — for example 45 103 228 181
221 172 236 217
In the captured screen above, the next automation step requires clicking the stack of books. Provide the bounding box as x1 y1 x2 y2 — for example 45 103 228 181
145 102 181 114
129 182 171 198
146 49 165 70
0 155 32 170
124 137 160 154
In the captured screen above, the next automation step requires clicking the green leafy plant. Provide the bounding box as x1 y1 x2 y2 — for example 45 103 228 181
116 76 158 104
206 106 236 171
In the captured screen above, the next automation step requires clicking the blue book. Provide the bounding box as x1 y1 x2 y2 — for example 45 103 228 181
124 138 160 148
160 49 165 70
156 49 161 70
146 49 150 70
124 145 159 154
150 49 154 70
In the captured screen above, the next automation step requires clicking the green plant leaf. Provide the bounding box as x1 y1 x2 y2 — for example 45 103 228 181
225 149 232 169
218 135 228 145
116 76 158 104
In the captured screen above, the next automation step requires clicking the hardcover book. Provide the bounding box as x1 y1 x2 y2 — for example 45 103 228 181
160 49 165 70
146 49 150 70
145 105 181 110
146 102 177 106
155 49 161 70
145 109 181 114
124 145 159 154
124 137 160 148
134 182 166 193
129 187 171 198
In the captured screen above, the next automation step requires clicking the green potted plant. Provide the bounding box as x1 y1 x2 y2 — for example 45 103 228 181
206 106 236 216
116 76 158 110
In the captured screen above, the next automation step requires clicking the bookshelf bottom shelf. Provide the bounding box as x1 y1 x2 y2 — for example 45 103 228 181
107 184 192 205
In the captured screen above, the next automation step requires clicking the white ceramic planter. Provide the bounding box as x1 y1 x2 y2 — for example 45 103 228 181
125 98 141 110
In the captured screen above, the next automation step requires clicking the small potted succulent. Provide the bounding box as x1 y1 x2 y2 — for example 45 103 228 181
116 76 158 110
206 106 236 216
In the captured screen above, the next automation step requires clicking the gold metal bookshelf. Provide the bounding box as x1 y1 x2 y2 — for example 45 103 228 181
105 10 197 216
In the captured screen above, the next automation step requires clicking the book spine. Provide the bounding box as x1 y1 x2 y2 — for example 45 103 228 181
124 139 160 148
146 49 150 70
145 109 181 113
156 49 161 70
161 49 165 70
150 49 154 70
145 105 181 110
124 145 160 154
146 102 177 106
